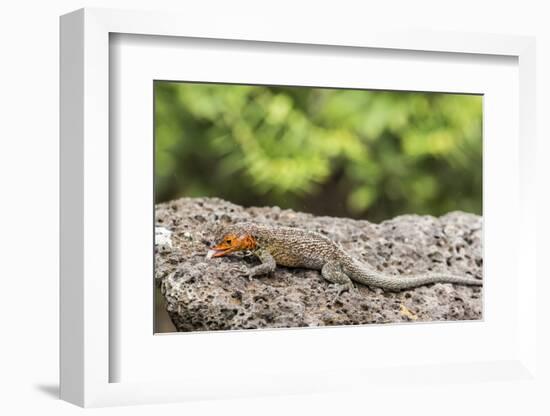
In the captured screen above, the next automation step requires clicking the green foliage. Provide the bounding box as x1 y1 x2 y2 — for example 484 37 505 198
155 81 482 222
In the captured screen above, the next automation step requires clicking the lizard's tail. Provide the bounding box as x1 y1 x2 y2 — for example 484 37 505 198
342 258 482 291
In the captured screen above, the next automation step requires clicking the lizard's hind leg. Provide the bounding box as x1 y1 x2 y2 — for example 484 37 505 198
321 261 355 302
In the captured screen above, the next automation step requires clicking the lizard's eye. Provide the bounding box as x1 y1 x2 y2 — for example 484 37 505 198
225 239 232 244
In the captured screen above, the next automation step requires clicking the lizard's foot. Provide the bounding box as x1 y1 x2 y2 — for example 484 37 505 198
329 283 355 304
227 265 251 280
321 262 355 303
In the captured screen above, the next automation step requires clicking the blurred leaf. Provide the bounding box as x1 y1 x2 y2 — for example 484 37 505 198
348 187 377 213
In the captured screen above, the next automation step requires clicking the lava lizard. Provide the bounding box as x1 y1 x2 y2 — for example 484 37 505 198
206 222 482 294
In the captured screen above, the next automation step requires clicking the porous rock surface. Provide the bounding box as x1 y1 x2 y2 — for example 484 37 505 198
155 197 483 332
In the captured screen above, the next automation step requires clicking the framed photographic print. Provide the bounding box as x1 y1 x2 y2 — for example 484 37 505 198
153 81 484 334
60 7 538 408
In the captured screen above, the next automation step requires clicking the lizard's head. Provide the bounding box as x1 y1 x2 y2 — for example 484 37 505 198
208 224 258 258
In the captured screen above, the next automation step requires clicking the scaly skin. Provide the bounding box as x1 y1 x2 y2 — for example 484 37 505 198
209 222 482 292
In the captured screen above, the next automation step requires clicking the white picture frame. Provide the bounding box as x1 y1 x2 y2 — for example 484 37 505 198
60 7 538 408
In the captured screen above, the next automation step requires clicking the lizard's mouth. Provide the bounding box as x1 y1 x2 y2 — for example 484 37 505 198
206 245 235 259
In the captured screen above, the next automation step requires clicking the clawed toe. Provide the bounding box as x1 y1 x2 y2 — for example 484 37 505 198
329 284 355 304
227 265 249 278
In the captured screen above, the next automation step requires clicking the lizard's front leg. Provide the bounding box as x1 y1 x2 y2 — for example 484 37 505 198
242 248 276 280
